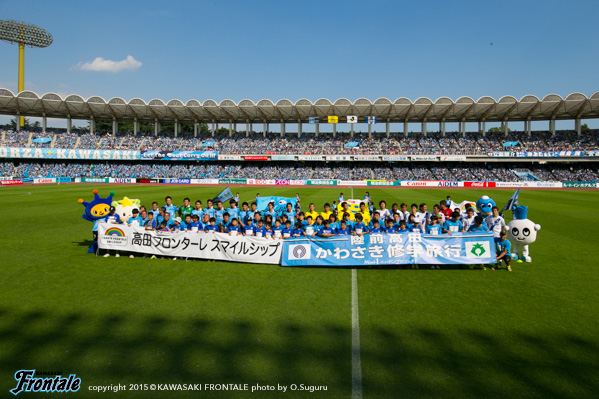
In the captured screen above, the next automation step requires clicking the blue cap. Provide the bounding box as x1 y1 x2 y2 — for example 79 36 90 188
514 205 528 220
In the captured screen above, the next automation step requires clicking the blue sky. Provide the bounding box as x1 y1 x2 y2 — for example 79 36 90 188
1 0 598 130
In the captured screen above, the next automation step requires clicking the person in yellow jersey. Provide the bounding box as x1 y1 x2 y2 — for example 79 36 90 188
320 203 333 221
357 201 371 225
305 203 319 224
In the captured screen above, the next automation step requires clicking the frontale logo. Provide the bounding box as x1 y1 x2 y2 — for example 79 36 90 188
10 370 81 395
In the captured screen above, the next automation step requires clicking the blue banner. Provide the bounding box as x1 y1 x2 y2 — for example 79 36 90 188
256 196 298 212
344 141 360 148
140 150 218 161
282 233 496 266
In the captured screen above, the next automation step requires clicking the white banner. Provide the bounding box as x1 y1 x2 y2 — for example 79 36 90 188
109 178 136 183
191 179 219 184
401 180 462 187
381 155 409 161
410 155 438 161
218 154 243 160
34 178 56 184
347 115 358 123
339 180 368 186
289 180 306 185
98 224 282 264
439 155 467 161
353 155 380 161
298 155 325 161
326 155 352 161
495 181 562 188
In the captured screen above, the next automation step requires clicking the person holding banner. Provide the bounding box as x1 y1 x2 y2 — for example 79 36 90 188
292 222 304 237
192 200 204 219
228 219 241 236
226 199 240 221
188 214 202 232
204 217 218 233
357 202 371 225
242 218 255 236
164 196 178 219
493 231 512 272
317 220 337 238
282 221 293 238
353 214 369 236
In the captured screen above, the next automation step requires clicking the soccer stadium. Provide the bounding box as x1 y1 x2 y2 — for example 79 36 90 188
1 2 598 399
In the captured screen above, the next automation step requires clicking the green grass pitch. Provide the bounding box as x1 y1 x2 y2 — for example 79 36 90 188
0 185 597 398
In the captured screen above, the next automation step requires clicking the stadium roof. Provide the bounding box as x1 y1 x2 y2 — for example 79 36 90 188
1 88 598 124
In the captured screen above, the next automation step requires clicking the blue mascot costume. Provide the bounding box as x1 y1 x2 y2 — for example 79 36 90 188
476 195 496 217
78 190 115 253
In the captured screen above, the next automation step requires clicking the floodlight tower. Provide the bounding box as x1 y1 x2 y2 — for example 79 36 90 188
0 19 53 127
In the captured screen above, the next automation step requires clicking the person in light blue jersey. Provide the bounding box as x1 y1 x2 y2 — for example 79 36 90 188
228 219 241 236
443 212 463 235
203 199 216 219
226 199 240 221
467 216 490 234
338 192 345 202
352 214 369 236
283 203 296 223
140 210 149 224
191 200 204 219
234 192 240 203
149 201 160 217
341 212 354 232
426 215 443 235
188 214 203 232
204 217 219 233
219 213 231 233
127 209 144 227
243 218 256 236
164 196 178 219
328 214 340 231
239 202 252 226
337 221 350 236
297 212 308 228
156 207 165 227
262 202 278 221
407 214 423 233
282 220 293 239
162 212 175 229
214 201 226 225
369 219 384 234
493 231 512 271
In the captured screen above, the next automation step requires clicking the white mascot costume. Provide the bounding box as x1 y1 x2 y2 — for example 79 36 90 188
507 205 540 262
111 197 141 223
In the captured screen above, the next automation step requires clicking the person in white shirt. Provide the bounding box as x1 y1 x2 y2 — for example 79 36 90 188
415 203 430 227
485 206 506 241
378 200 392 222
461 207 477 233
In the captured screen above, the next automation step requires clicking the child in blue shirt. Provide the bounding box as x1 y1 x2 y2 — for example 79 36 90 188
317 220 337 237
243 219 256 236
144 212 157 230
127 209 144 227
282 220 294 239
385 219 398 234
353 214 368 236
467 216 490 234
264 223 274 239
292 222 304 237
204 217 219 233
228 219 241 236
254 220 266 238
273 220 284 239
171 217 185 232
188 214 203 232
443 212 464 235
397 220 410 234
426 215 443 235
337 221 350 235
182 214 192 230
369 220 384 234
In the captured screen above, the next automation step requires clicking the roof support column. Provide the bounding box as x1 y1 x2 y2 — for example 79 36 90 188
460 119 465 137
550 118 555 136
112 118 117 135
246 120 250 137
67 116 72 134
482 120 486 137
134 118 139 136
478 121 482 135
502 120 508 136
211 121 215 137
315 122 319 137
440 120 445 137
15 113 20 131
263 121 267 137
193 121 198 137
174 119 178 137
281 120 285 137
155 119 159 136
526 119 531 137
575 118 581 136
421 120 426 137
249 122 252 137
403 120 408 138
386 119 390 138
43 114 47 133
368 123 371 138
297 120 302 138
228 120 233 137
332 123 336 138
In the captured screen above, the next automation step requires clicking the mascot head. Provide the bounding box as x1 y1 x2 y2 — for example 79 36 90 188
78 190 115 222
111 196 141 222
507 206 541 245
476 195 496 217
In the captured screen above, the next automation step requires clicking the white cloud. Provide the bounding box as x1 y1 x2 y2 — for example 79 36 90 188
77 55 142 73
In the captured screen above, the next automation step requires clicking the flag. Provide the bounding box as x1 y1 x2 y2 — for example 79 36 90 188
347 115 358 123
337 199 369 221
367 116 377 124
309 117 319 124
212 187 233 204
327 116 339 123
501 189 520 214
256 196 298 212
